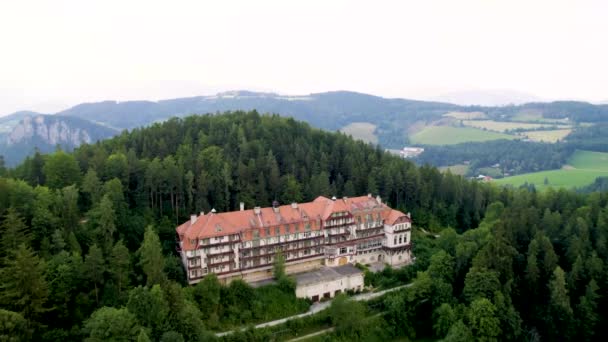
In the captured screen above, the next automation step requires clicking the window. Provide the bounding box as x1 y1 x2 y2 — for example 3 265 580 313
265 228 270 236
394 237 397 245
253 230 260 239
305 223 311 231
285 224 290 234
340 247 347 254
275 227 280 235
399 236 402 244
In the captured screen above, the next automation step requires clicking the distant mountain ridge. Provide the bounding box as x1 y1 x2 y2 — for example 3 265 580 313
3 90 608 166
0 113 117 166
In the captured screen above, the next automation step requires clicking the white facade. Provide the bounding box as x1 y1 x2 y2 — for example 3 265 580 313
294 265 364 301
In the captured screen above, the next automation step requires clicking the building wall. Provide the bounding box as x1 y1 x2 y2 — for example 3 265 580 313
353 250 384 264
385 249 412 266
295 273 364 300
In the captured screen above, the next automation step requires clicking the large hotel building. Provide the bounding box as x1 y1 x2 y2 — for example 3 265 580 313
176 195 412 284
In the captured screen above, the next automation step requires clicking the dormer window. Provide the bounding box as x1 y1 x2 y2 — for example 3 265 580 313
215 224 222 232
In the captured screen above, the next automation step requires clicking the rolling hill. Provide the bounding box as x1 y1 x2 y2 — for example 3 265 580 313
3 90 608 166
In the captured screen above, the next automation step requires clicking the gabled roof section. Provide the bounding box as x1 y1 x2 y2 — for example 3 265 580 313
177 194 407 250
386 209 410 225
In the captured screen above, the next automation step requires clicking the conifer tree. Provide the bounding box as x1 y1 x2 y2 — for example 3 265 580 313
84 244 105 305
138 226 166 286
109 240 130 297
0 244 49 321
0 208 31 255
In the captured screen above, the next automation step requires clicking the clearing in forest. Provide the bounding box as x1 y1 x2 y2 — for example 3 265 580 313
443 111 487 120
410 126 516 145
521 129 572 143
495 150 608 190
462 120 569 133
341 122 378 144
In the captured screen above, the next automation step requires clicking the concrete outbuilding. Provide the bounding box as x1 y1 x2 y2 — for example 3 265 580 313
294 264 364 301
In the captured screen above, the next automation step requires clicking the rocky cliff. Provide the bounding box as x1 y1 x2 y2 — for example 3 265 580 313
0 114 118 166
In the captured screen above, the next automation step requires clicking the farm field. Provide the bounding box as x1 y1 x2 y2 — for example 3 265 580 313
495 150 608 190
410 126 516 145
340 122 378 144
522 129 572 143
462 120 569 132
444 111 486 120
439 164 469 176
511 110 571 124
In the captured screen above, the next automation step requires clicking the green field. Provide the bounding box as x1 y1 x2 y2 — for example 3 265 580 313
341 122 378 144
522 129 572 143
511 109 571 124
410 126 516 145
443 111 486 120
439 164 469 176
495 150 608 190
462 120 569 133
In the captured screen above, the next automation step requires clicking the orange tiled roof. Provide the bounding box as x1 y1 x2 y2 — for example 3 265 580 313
177 195 407 250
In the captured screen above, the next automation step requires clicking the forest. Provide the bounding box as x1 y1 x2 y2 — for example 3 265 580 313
0 111 606 341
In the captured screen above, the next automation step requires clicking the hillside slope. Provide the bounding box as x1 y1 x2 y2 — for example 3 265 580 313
0 114 118 166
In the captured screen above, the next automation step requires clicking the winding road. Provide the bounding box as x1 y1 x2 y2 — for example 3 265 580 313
215 283 412 337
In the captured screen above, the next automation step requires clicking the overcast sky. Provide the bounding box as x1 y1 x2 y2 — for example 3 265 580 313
1 0 607 115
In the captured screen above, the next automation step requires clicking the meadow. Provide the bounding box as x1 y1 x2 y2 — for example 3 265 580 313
522 129 572 143
410 126 516 145
438 164 469 176
495 150 608 190
443 111 487 120
462 120 569 132
340 122 378 144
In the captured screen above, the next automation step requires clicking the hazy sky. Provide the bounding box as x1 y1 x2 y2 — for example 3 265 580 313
1 0 607 115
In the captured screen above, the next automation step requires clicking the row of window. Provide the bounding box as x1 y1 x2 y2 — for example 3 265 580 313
393 233 409 245
357 239 383 250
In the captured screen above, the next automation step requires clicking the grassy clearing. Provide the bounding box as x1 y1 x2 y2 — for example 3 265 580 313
410 126 516 145
462 120 568 132
495 150 608 190
512 110 571 124
439 164 469 176
443 111 486 120
522 129 572 143
341 122 378 144
568 150 608 169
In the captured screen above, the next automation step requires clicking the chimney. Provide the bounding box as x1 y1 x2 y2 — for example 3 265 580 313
211 208 217 214
200 211 205 216
291 202 298 209
376 195 382 204
190 214 197 224
331 196 337 201
368 193 372 198
254 206 261 215
240 202 245 211
407 212 411 218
